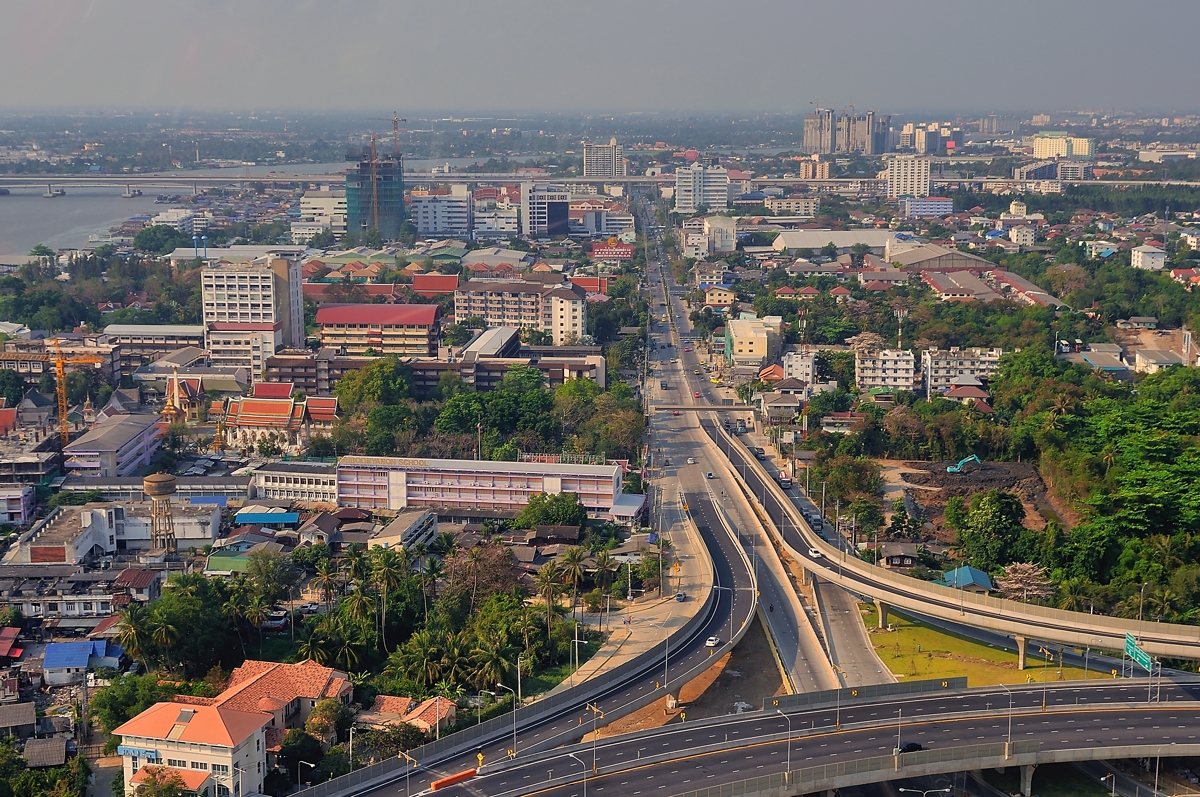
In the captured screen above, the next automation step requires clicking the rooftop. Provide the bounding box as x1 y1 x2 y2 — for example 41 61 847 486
64 414 161 454
315 304 439 326
115 702 269 747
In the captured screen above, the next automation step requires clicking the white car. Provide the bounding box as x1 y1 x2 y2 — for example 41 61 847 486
705 636 720 647
807 547 823 559
686 457 696 465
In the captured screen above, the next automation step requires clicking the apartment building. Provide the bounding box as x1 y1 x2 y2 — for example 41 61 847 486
103 324 205 377
855 348 917 391
885 155 932 199
798 158 830 180
704 216 737 254
315 304 439 356
1032 133 1095 160
410 185 472 237
674 162 730 214
725 318 782 368
521 184 570 237
1132 245 1167 271
454 279 586 346
299 188 347 235
63 415 163 479
1010 225 1036 246
201 255 304 379
782 350 816 385
764 197 821 217
923 347 1004 394
900 197 953 218
582 138 627 177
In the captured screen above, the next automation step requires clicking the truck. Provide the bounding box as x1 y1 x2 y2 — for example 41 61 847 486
778 471 792 489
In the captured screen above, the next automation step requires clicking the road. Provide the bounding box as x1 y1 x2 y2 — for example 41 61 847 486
437 680 1200 797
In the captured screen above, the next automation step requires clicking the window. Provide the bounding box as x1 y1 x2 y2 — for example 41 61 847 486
168 759 186 768
212 764 229 774
191 761 209 770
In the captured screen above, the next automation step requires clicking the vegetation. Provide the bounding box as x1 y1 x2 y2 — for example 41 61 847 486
0 736 90 797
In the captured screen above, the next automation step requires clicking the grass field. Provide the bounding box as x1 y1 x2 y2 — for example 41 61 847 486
985 763 1111 797
861 606 1094 686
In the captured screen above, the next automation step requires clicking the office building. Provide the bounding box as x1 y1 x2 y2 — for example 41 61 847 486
884 155 932 198
725 318 782 368
201 255 304 380
520 184 570 238
704 215 737 253
924 347 1004 395
803 108 836 154
855 348 917 391
473 206 519 239
103 324 205 378
582 138 627 177
63 415 163 479
900 197 953 218
410 185 472 237
454 278 587 346
300 188 347 234
836 111 890 155
346 153 404 240
764 197 821 216
1014 160 1059 180
336 456 644 522
979 116 1020 134
674 162 730 214
1055 161 1092 180
315 303 440 356
252 461 338 505
1032 133 1095 160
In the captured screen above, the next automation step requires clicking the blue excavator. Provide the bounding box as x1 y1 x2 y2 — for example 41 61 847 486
947 454 982 473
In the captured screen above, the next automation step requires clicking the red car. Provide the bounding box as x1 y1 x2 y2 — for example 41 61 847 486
673 410 680 416
684 346 691 352
694 392 701 398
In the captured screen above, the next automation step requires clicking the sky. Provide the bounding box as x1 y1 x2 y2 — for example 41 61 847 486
1 0 1196 115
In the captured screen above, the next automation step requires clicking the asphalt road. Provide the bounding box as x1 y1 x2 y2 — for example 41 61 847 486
439 680 1200 797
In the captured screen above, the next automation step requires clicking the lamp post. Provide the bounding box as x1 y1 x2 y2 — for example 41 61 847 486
999 683 1014 755
398 750 416 797
1139 581 1149 623
348 725 355 771
516 654 524 706
1102 773 1116 797
496 683 518 757
1155 743 1176 797
297 760 315 786
776 710 793 779
478 690 495 725
586 702 603 773
568 752 587 797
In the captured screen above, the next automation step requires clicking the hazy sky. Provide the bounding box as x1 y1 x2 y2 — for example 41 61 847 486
1 0 1196 114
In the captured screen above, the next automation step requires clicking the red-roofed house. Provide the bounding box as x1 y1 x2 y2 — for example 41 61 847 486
774 286 798 298
224 384 339 454
570 276 613 295
830 285 852 303
315 304 440 356
401 696 456 734
796 286 820 300
412 273 459 298
302 283 405 305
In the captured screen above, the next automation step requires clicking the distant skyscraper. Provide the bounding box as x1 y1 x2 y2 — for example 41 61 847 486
885 155 932 199
582 138 626 177
835 111 891 155
345 153 404 240
804 108 836 154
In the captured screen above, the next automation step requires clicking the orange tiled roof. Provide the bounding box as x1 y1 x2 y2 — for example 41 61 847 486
114 702 268 747
214 660 351 715
402 696 454 729
369 695 417 715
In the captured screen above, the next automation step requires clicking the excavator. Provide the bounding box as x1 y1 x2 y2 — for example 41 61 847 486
946 454 982 473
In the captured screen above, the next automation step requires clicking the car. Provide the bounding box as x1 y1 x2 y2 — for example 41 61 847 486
664 458 671 466
298 603 320 614
705 636 720 647
807 547 823 559
694 392 701 398
694 369 701 375
705 472 714 479
898 742 923 753
686 457 696 464
670 358 679 363
675 592 686 602
673 410 680 416
683 346 691 352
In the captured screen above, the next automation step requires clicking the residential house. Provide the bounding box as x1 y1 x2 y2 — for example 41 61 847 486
938 565 993 594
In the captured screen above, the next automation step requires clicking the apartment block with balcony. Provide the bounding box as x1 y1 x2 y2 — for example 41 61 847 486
923 347 1004 395
314 304 440 356
855 348 917 391
454 279 586 346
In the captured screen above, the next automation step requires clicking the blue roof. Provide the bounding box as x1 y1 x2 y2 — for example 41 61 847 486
44 640 122 669
189 496 228 507
235 512 299 525
939 565 992 590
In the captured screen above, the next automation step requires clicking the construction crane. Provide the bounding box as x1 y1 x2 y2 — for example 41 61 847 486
51 342 105 448
366 112 407 158
364 113 407 231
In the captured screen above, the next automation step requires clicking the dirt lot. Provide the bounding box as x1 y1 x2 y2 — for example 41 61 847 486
897 460 1060 541
586 615 787 739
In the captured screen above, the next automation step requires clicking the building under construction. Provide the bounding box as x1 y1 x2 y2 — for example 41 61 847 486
345 152 404 241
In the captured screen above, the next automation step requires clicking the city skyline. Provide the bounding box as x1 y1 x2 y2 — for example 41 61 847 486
1 0 1198 114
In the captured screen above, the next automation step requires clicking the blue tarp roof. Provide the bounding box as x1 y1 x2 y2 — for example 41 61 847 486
235 512 299 525
43 640 122 669
189 496 228 507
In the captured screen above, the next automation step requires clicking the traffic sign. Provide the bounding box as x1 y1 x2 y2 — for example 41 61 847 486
1125 633 1152 672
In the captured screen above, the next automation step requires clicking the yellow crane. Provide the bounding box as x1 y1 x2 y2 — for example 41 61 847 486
50 342 105 448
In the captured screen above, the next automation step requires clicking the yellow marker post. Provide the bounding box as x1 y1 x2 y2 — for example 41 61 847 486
477 752 484 768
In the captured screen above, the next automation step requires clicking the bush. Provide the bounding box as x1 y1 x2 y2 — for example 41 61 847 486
583 589 603 613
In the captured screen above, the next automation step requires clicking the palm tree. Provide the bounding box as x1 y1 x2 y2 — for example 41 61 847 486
343 544 368 585
513 609 540 655
312 560 340 612
115 603 152 670
431 531 458 558
372 548 404 652
535 563 563 638
243 596 269 656
470 633 515 690
404 629 444 687
441 632 473 686
1055 578 1088 612
342 585 375 641
593 551 616 595
332 632 361 671
222 597 248 658
466 546 486 609
420 557 444 614
298 627 333 665
559 547 586 619
149 616 179 672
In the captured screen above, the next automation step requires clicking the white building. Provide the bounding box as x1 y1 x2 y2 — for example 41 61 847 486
454 278 587 346
1132 245 1167 271
147 208 195 234
900 197 953 218
291 188 347 243
411 185 472 237
201 255 304 379
704 216 737 253
473 207 519 239
884 155 932 199
782 350 816 385
675 162 730 214
1010 225 1036 246
582 138 626 177
683 232 709 259
855 348 917 391
521 184 571 237
252 461 338 505
764 197 821 217
923 347 1004 394
1032 134 1095 160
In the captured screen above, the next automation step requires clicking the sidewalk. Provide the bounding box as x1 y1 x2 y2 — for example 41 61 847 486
543 488 714 698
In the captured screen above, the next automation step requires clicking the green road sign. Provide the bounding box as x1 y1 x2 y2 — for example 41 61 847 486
1125 634 1152 672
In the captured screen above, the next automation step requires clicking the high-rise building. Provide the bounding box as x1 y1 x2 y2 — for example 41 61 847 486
1032 113 1052 126
803 108 836 154
835 111 890 155
914 125 941 154
345 154 404 240
582 137 627 177
410 185 472 237
799 158 831 180
674 161 730 214
201 254 304 379
521 184 570 238
454 277 587 346
884 155 932 199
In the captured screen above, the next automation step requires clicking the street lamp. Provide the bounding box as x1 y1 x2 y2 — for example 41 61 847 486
586 702 603 773
397 750 416 797
478 690 496 725
899 789 951 797
568 751 588 797
1155 742 1177 797
1101 773 1116 797
998 683 1014 755
297 760 316 786
776 710 793 779
496 683 518 757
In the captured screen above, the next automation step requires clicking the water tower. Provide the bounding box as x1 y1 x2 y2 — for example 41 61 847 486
143 472 178 552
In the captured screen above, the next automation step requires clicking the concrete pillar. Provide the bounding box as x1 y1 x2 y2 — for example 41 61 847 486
1016 635 1027 670
875 599 889 630
1021 764 1036 797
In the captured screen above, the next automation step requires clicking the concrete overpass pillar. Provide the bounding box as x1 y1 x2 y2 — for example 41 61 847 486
1016 636 1027 670
1021 764 1036 797
875 599 889 630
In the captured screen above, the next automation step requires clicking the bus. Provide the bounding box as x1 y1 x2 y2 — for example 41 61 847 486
778 471 792 489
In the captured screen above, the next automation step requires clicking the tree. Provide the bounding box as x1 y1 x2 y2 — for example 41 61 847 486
131 766 188 797
515 492 587 530
246 548 296 603
535 562 563 637
133 225 191 255
372 547 404 652
0 369 22 408
278 729 324 784
305 698 352 740
559 546 586 618
592 550 616 594
995 562 1054 603
115 603 152 669
90 672 178 734
954 490 1026 572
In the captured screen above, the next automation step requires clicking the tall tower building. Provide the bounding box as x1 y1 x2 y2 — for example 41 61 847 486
521 184 571 237
804 108 836 154
885 155 932 199
201 254 304 379
345 153 404 240
582 138 626 177
674 161 730 215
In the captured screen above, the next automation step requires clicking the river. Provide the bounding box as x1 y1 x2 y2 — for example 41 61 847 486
0 156 495 262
